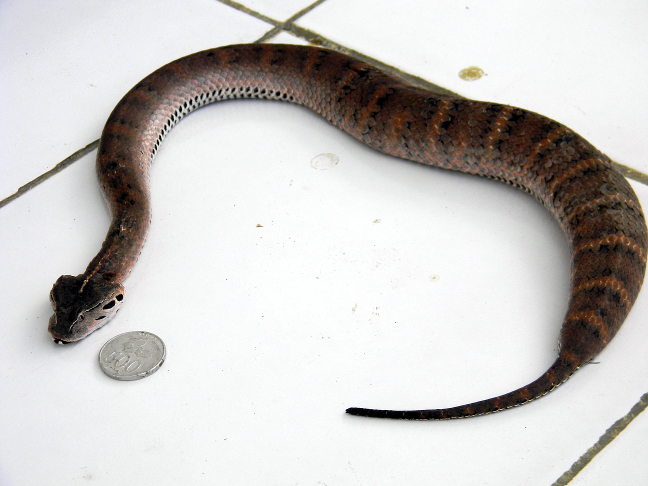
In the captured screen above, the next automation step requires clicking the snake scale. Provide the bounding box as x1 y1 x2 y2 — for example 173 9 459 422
48 44 647 420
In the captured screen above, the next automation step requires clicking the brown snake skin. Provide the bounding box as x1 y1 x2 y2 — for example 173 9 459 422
48 44 647 420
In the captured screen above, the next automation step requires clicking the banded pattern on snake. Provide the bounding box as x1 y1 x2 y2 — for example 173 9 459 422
48 44 647 420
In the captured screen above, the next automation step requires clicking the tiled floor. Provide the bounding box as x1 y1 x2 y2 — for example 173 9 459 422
1 1 647 484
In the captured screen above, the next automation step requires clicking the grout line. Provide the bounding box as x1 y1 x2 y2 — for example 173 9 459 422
615 163 648 186
551 391 648 485
254 0 329 43
214 0 280 27
283 0 329 21
0 140 99 209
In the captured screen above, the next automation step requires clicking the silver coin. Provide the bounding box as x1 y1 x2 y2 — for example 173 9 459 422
99 331 165 381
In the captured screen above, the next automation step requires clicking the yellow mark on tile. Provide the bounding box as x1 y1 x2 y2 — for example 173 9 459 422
459 66 486 81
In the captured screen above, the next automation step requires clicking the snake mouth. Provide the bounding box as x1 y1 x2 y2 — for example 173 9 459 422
52 337 71 345
49 315 71 344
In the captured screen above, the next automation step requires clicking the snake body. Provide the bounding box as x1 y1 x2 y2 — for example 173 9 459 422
49 44 647 419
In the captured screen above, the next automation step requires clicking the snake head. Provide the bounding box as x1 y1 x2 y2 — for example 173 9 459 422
48 274 125 344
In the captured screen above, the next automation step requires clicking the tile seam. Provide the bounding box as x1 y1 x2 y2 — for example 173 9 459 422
253 0 329 43
551 391 648 485
214 0 280 26
0 140 98 209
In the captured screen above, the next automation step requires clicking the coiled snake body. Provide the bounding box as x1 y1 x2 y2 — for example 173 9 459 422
49 44 647 420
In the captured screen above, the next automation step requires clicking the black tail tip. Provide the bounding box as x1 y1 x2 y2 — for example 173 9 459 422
346 407 393 418
346 407 437 420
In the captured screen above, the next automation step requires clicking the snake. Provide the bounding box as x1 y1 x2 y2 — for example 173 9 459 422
48 44 647 420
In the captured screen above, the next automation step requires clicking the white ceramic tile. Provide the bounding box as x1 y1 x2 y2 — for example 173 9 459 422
268 30 311 45
2 1 648 485
0 99 593 485
299 0 648 174
0 0 271 201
